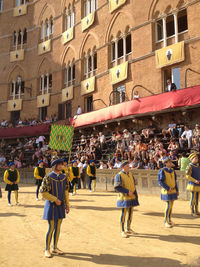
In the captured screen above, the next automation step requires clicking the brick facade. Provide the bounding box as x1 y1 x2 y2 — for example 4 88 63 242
0 0 200 123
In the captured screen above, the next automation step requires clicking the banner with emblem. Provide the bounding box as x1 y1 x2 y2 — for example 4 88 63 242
62 27 74 45
62 86 73 102
38 40 51 55
155 41 184 68
109 61 128 85
10 50 24 62
49 125 74 152
81 12 95 32
7 99 22 111
37 94 50 108
81 76 95 96
109 0 126 13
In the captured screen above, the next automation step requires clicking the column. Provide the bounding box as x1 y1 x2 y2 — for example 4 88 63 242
16 32 18 50
18 82 21 99
48 20 50 39
173 11 178 43
162 16 167 47
46 73 49 93
66 67 69 87
85 56 89 79
20 31 23 49
87 0 90 15
122 34 126 62
114 38 118 66
13 82 16 100
43 23 46 41
42 75 44 95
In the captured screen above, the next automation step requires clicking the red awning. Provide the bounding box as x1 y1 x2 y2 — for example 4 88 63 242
71 85 200 128
0 123 50 139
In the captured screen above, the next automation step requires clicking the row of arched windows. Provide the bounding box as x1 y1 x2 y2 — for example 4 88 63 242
13 29 27 46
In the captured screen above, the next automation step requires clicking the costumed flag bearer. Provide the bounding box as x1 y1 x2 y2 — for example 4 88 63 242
34 160 47 201
114 161 139 238
69 160 80 195
158 157 179 228
41 159 70 258
87 160 97 192
4 162 20 206
186 153 200 216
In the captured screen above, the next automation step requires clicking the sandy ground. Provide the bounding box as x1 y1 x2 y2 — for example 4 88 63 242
0 185 200 267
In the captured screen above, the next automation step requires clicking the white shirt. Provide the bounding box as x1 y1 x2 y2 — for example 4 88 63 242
77 107 82 115
181 130 193 139
114 162 121 169
78 162 83 173
38 136 45 142
99 135 105 143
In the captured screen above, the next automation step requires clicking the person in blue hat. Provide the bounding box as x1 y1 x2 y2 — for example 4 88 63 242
40 158 70 258
34 160 47 201
87 160 97 192
158 157 179 228
62 158 69 176
3 162 20 206
69 160 80 195
114 160 139 238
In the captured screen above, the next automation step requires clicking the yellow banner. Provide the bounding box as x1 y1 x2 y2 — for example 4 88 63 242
10 49 24 62
38 40 51 55
109 61 128 85
7 99 22 112
81 76 95 96
37 94 50 108
62 27 74 45
13 5 27 17
62 86 73 102
155 41 185 68
109 0 126 13
81 12 95 32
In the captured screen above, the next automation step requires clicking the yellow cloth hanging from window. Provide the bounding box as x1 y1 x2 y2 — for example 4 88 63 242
81 12 95 32
10 50 24 62
109 61 128 85
62 27 74 44
13 4 27 17
38 40 51 55
62 86 73 102
155 41 185 68
7 99 22 112
37 94 50 108
81 76 95 96
109 0 126 13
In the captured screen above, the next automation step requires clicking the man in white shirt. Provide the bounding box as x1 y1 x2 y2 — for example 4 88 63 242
77 105 82 115
114 159 121 169
179 126 193 149
38 135 45 148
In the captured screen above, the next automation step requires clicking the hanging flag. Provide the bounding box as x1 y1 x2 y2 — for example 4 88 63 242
10 50 24 62
62 27 74 44
109 61 128 85
7 99 22 111
38 39 51 55
62 86 73 102
13 4 27 16
155 41 184 68
37 94 50 108
109 0 126 13
49 125 74 152
81 12 95 32
81 76 95 96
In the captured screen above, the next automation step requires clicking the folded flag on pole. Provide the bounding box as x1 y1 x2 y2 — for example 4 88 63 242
49 125 74 152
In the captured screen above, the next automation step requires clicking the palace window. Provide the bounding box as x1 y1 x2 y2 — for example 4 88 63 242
13 29 27 48
155 9 188 45
114 85 126 104
10 76 25 99
111 33 132 63
84 0 97 16
85 95 93 112
64 62 76 87
0 0 3 11
16 0 28 6
40 74 52 94
84 50 97 79
65 5 75 30
41 17 54 41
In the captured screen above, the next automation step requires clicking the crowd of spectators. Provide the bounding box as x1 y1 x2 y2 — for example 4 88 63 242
0 119 199 172
0 114 58 128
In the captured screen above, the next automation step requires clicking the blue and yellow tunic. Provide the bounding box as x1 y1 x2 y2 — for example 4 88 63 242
87 165 96 180
41 172 70 221
4 169 20 191
158 167 178 201
114 170 139 208
34 166 47 186
69 167 80 181
186 163 200 192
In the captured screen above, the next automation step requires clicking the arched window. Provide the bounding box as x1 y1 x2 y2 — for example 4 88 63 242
41 22 44 40
18 30 22 45
45 20 49 37
84 0 97 16
13 31 17 46
64 61 76 87
23 28 27 44
10 76 25 99
50 18 53 35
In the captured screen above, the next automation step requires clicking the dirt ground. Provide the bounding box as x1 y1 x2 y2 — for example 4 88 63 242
0 185 200 267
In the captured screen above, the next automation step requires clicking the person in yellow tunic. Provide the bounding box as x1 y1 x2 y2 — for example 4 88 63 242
41 159 70 258
62 158 69 176
4 162 20 206
34 160 47 201
114 161 139 238
158 157 179 228
186 153 200 216
87 160 97 192
69 160 80 195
